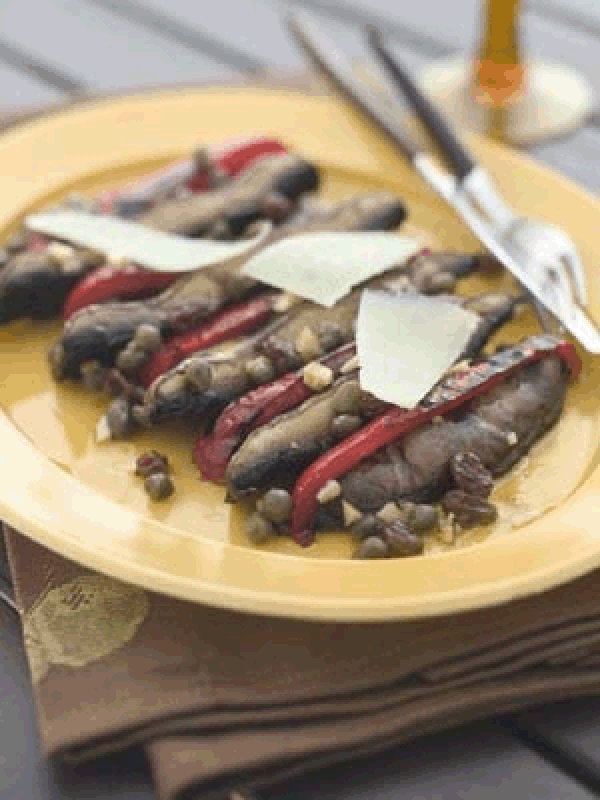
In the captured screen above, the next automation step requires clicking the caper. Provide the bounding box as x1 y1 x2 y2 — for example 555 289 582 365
80 361 109 392
333 381 363 415
144 472 174 501
331 413 362 439
184 359 212 391
245 355 275 386
411 504 439 533
105 396 135 439
353 536 388 559
210 219 233 240
116 345 147 374
261 488 293 524
134 324 162 353
260 192 293 223
350 514 381 541
48 342 66 381
245 512 274 544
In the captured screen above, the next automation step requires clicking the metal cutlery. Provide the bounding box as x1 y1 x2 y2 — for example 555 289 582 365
287 13 600 352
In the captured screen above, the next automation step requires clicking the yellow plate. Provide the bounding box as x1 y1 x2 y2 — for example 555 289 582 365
2 86 600 621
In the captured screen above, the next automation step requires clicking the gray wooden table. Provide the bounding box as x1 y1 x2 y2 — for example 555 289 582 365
1 0 600 797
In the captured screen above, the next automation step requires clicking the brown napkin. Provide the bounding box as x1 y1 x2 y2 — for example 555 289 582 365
6 524 600 800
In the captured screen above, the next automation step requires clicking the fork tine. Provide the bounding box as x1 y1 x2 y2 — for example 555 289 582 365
562 246 587 307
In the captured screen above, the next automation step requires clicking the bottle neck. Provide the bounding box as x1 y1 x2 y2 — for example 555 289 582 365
473 0 524 110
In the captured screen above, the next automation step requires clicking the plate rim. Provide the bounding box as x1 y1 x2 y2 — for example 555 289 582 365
1 84 600 621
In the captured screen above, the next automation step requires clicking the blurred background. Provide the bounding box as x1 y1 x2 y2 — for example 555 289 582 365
0 0 598 189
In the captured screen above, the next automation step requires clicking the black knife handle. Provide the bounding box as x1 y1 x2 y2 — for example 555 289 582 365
367 26 476 182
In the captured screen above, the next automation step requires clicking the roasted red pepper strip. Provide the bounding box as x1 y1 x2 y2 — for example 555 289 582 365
63 136 289 318
289 338 580 544
188 135 288 192
140 293 278 388
63 264 178 320
194 342 358 482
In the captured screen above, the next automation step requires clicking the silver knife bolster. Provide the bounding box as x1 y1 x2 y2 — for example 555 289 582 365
461 166 516 231
413 156 600 352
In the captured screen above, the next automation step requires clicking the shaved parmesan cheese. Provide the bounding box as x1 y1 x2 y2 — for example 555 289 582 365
356 291 480 409
26 211 272 273
242 232 423 306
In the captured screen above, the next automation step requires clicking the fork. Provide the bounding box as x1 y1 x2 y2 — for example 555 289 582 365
366 27 587 315
287 14 600 352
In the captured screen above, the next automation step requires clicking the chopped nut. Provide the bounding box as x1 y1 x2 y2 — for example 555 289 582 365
46 241 75 266
506 431 518 446
107 251 129 268
342 500 362 528
377 502 402 524
60 254 85 274
432 415 444 425
245 512 274 544
133 324 162 353
295 327 322 362
437 514 455 544
144 472 174 501
340 355 361 374
273 292 302 314
317 479 341 504
450 452 493 498
135 450 169 478
261 488 293 524
353 536 388 559
302 362 333 392
95 415 111 443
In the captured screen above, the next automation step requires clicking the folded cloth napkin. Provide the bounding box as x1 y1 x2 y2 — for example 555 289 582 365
6 524 600 800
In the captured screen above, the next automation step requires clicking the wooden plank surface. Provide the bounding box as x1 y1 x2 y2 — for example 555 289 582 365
1 0 600 797
0 0 235 93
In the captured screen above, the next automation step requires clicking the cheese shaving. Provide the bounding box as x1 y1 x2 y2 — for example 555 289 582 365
242 232 423 306
356 291 480 410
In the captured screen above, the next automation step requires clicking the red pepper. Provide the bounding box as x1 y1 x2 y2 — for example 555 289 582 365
63 263 178 320
62 136 289 318
289 339 580 544
188 135 287 192
194 343 358 483
140 293 277 388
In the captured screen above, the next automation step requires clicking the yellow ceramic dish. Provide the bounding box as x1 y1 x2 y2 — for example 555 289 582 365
1 87 600 621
